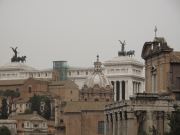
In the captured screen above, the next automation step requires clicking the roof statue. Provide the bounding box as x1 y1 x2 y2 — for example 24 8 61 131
10 47 27 63
119 40 126 52
154 26 157 38
118 40 135 57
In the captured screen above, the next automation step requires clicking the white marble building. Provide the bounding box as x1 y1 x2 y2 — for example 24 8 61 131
0 62 55 81
68 51 145 101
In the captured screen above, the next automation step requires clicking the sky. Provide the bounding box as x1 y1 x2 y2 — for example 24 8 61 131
0 0 180 69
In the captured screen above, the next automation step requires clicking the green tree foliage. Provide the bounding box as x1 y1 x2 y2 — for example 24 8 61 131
29 95 41 113
4 90 20 114
167 105 180 135
0 126 11 135
0 89 20 116
0 98 8 119
42 96 51 119
30 95 51 120
24 109 32 114
3 90 20 98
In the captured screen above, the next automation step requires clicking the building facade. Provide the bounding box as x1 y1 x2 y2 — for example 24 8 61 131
9 111 48 135
68 44 145 101
142 37 180 99
0 120 17 135
104 36 180 135
105 93 174 135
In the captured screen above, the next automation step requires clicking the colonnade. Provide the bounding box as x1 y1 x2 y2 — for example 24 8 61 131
105 111 136 135
133 81 141 94
105 110 169 135
111 81 127 101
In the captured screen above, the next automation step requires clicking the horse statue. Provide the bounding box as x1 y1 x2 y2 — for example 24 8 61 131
17 56 27 63
127 50 135 57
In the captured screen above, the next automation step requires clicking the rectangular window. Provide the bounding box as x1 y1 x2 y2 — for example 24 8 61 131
98 121 104 134
27 122 29 127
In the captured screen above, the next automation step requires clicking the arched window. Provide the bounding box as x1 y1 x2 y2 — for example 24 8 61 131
28 86 32 93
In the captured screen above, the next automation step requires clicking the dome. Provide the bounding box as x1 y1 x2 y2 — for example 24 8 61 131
83 55 112 89
103 56 143 66
84 72 112 88
0 62 37 71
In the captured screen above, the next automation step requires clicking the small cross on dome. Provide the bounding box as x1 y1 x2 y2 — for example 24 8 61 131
97 55 99 62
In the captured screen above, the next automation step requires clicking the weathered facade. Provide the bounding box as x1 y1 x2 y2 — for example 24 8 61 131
9 111 48 135
0 120 17 135
55 101 108 135
0 78 49 98
141 37 180 99
48 80 79 102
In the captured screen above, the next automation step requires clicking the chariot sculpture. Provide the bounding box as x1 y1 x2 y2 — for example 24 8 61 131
11 47 27 63
118 40 135 57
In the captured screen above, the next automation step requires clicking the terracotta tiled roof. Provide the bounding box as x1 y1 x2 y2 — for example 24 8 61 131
63 101 111 113
0 79 26 86
48 80 79 89
0 78 49 86
14 98 30 103
170 52 180 63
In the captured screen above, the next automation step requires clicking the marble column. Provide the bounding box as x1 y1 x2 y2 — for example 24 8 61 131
144 111 153 134
157 111 164 135
126 111 137 135
117 112 121 135
114 81 117 101
164 112 170 133
121 111 127 135
105 114 109 135
125 81 128 99
112 113 116 135
109 113 113 135
119 81 122 101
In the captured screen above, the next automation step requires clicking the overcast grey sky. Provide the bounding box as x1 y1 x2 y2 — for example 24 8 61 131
0 0 180 69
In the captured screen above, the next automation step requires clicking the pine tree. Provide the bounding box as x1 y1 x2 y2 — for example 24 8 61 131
0 126 11 135
1 98 8 119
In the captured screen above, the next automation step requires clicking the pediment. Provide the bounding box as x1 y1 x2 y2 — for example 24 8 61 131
141 37 173 60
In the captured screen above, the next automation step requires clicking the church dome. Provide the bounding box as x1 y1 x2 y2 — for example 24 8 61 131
83 55 112 89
